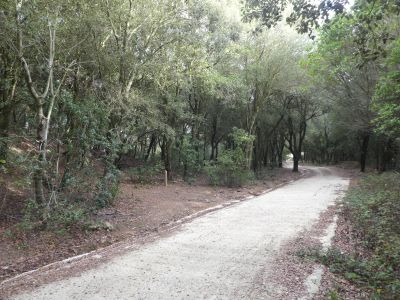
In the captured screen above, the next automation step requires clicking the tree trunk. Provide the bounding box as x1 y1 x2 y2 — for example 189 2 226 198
360 134 370 172
278 155 283 168
163 138 172 180
0 106 11 161
277 140 284 168
210 143 215 160
203 138 207 162
292 154 300 172
144 135 156 161
160 139 165 161
34 108 48 205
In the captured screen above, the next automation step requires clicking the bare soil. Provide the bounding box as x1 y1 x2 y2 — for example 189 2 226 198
3 166 344 299
0 167 300 283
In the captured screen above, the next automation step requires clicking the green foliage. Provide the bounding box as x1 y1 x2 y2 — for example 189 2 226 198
95 168 120 208
205 128 254 187
373 38 400 138
127 162 164 184
327 290 342 300
47 202 87 229
19 198 41 231
312 173 400 299
19 196 87 230
3 0 398 240
178 135 202 183
242 0 347 37
302 0 400 169
59 93 111 168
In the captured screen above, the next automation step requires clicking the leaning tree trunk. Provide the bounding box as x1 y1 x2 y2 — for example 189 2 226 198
144 134 156 161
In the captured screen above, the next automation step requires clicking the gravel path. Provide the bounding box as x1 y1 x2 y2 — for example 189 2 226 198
12 166 348 300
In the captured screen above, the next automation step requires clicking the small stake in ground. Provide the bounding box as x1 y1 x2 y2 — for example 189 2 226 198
165 170 168 187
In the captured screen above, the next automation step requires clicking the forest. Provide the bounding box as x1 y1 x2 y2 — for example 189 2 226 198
0 0 399 224
0 0 400 297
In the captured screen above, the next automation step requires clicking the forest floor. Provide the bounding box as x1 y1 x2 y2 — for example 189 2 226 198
2 165 357 299
0 167 301 284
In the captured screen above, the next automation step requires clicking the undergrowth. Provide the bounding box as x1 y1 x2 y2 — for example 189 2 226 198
306 172 400 299
205 128 255 187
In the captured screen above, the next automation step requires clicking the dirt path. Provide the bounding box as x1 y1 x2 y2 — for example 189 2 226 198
9 166 348 299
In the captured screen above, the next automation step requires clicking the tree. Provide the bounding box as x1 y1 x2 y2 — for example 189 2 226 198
373 39 400 138
0 2 20 161
242 0 348 37
283 93 318 171
305 14 379 172
15 1 77 205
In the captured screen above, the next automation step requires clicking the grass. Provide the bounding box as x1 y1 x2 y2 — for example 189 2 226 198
312 172 400 299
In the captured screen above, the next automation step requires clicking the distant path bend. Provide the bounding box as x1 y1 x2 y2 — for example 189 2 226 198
13 166 349 300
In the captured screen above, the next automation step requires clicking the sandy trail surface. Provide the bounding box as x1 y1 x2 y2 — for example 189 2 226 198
11 167 348 300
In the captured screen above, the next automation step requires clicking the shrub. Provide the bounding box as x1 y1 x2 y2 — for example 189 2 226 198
127 162 163 184
313 172 400 299
47 203 87 228
178 135 202 183
95 167 120 208
205 128 254 187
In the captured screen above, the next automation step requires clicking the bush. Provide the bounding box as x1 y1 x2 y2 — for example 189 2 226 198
95 167 120 208
18 197 87 231
178 135 202 183
314 173 400 299
47 203 87 228
205 128 254 187
127 162 163 184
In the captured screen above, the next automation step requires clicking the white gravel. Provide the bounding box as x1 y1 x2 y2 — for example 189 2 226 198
12 167 348 300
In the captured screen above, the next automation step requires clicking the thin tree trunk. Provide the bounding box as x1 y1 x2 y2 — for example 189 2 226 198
0 106 11 160
360 134 370 172
34 107 48 204
144 135 156 161
163 138 172 180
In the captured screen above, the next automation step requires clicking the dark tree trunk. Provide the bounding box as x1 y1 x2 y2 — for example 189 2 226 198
277 139 284 168
0 106 11 161
144 134 156 161
160 140 165 161
292 155 299 172
210 143 215 160
360 134 370 172
210 116 217 160
278 155 283 168
203 138 207 162
163 138 172 180
263 147 268 167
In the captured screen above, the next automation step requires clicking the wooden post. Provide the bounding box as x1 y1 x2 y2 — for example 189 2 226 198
164 170 168 187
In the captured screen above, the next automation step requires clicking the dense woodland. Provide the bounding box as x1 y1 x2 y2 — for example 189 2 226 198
0 0 399 219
